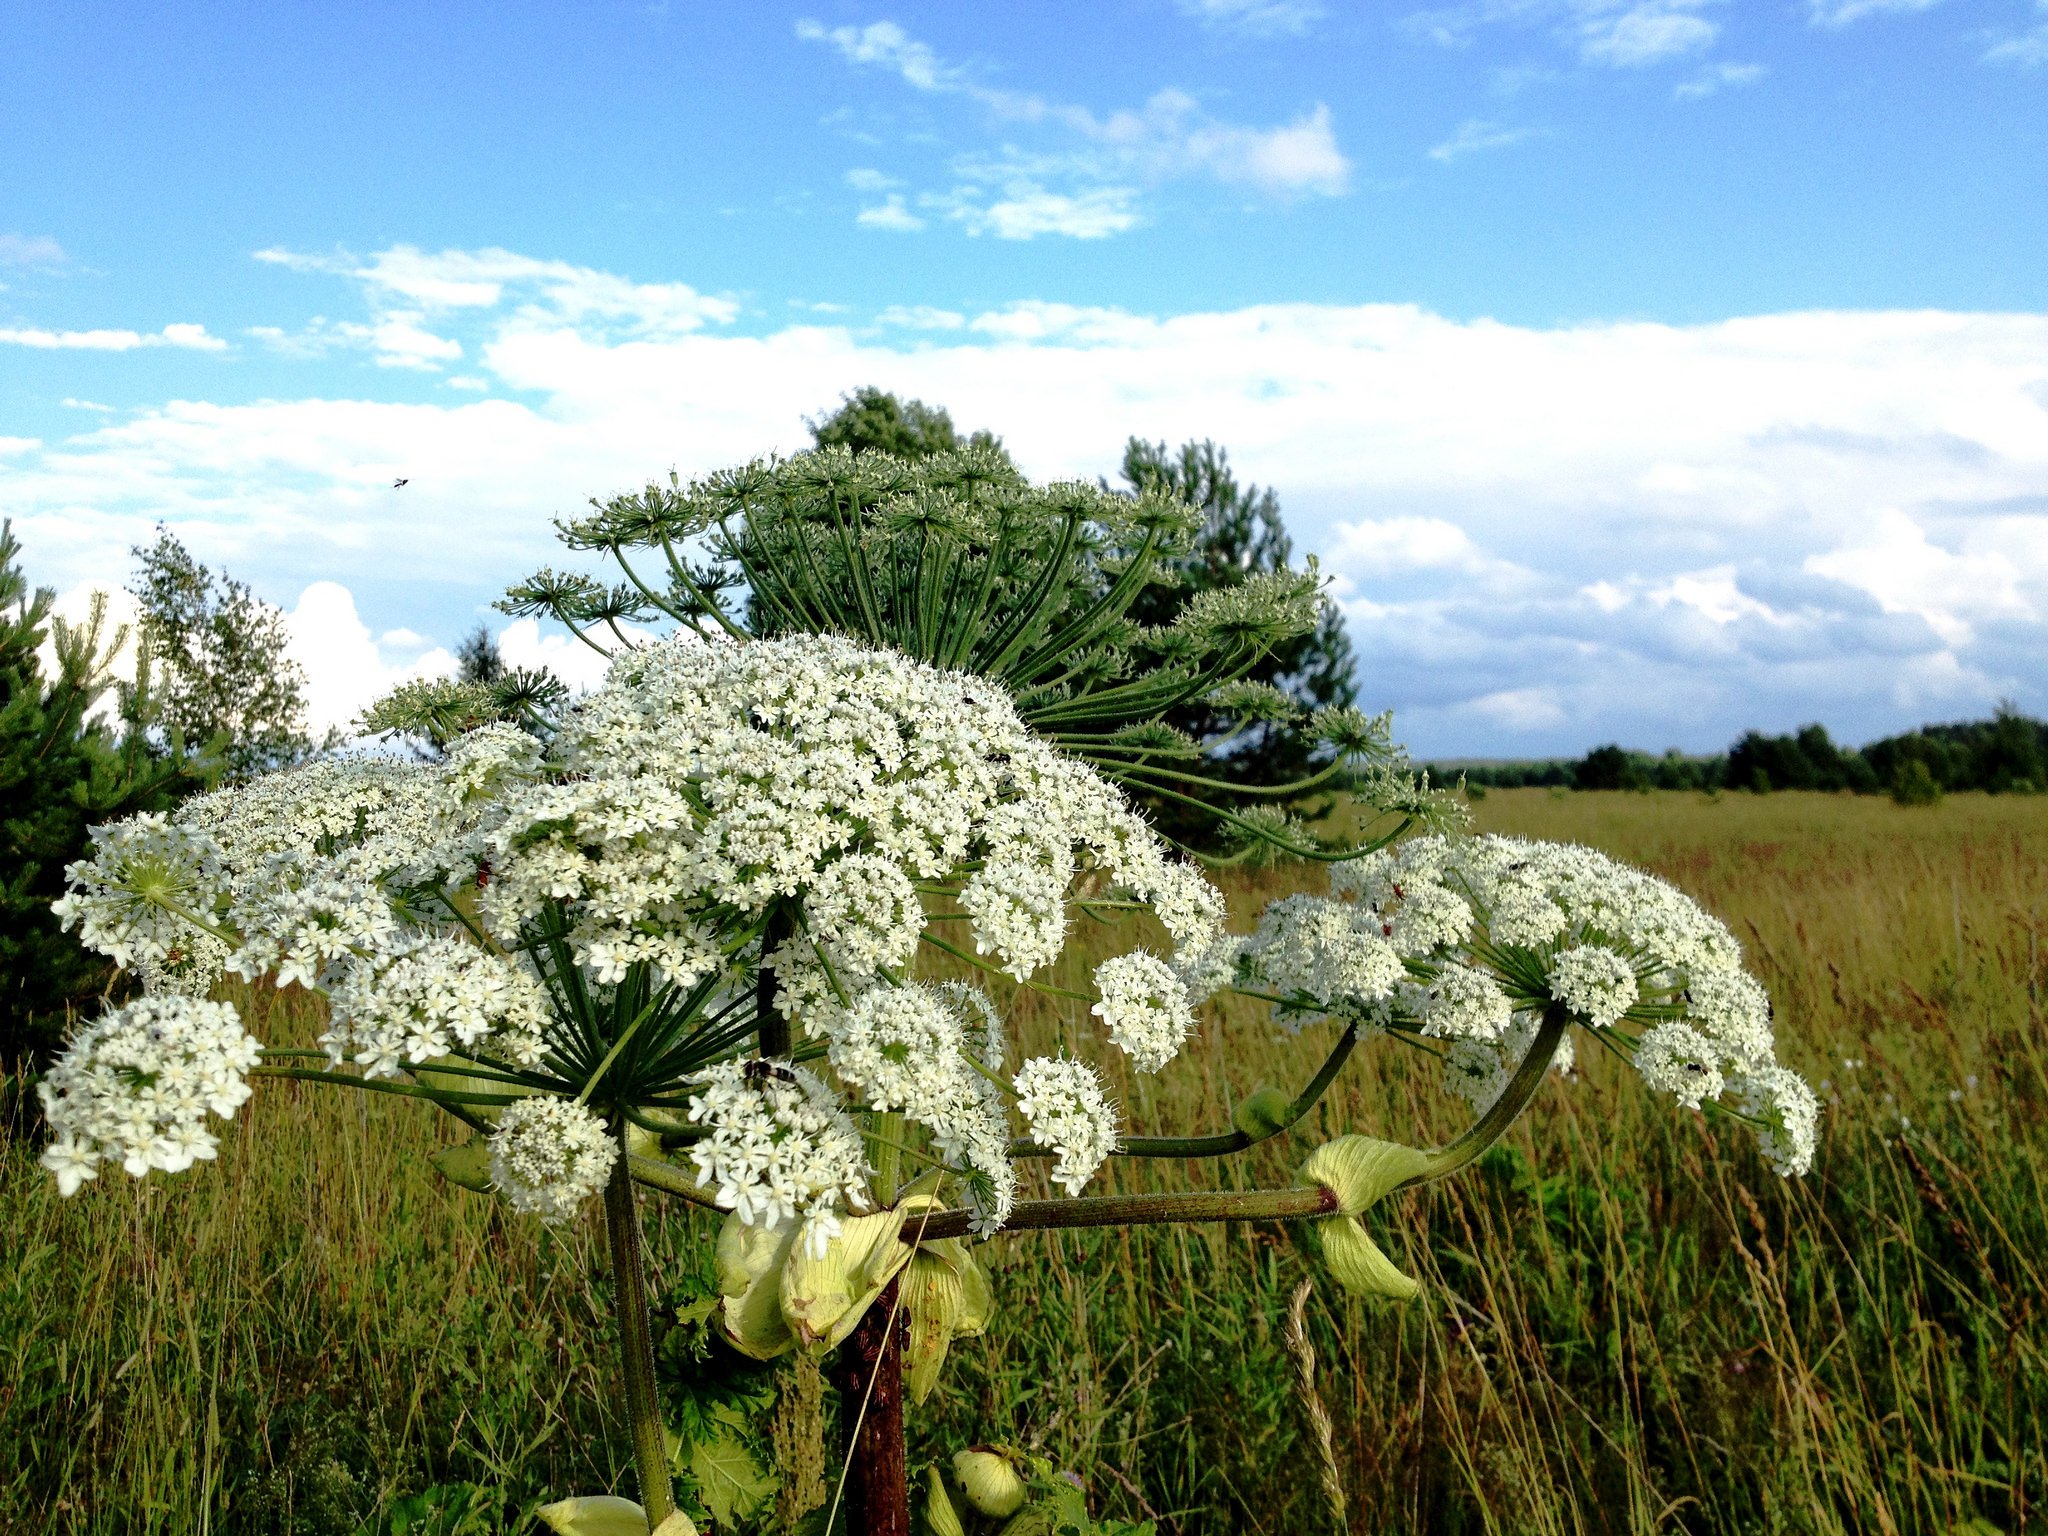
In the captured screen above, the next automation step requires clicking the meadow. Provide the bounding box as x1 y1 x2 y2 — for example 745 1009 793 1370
3 789 2042 1534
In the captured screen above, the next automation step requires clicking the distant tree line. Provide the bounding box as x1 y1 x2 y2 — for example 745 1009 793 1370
1443 706 2048 804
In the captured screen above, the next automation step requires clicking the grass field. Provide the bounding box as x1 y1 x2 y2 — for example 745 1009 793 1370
4 789 2044 1534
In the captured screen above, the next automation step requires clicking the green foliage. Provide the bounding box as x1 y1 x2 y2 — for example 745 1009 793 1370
1118 437 1358 794
358 1483 505 1536
1891 756 1943 806
6 792 2042 1533
1448 704 2048 799
128 526 314 778
454 623 504 687
508 442 1446 861
0 522 207 1066
808 385 1008 463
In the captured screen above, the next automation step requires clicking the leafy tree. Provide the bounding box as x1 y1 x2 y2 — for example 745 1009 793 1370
807 386 1007 462
1119 436 1360 789
128 526 313 778
1 523 208 1065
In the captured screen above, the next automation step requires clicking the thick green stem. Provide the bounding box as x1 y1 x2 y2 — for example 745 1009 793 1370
603 1136 675 1526
757 906 792 1059
868 1111 904 1206
897 1183 1337 1244
1013 1022 1361 1161
1409 1005 1569 1187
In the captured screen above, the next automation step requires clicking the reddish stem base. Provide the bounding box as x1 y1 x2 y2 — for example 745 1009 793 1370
832 1279 911 1536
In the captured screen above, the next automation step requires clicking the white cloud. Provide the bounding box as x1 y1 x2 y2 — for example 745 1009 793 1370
1405 0 1723 70
1804 508 2032 646
0 233 67 267
1576 1 1717 65
856 194 927 232
0 323 226 352
283 581 457 735
6 246 2047 755
945 185 1141 240
1984 16 2048 66
876 305 966 330
1175 0 1326 35
1428 119 1542 161
798 18 1349 234
1808 0 1944 25
1674 60 1765 98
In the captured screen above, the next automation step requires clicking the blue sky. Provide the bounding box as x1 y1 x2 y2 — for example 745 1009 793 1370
2 0 2045 755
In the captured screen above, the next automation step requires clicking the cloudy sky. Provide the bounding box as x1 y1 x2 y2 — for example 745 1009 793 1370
3 0 2044 757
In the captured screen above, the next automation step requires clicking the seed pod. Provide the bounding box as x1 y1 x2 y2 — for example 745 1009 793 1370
954 1447 1028 1518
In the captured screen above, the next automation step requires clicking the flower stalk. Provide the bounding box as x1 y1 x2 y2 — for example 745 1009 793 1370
602 1128 676 1526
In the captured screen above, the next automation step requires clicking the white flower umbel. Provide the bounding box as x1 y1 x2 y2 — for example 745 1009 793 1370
1090 952 1195 1072
37 995 261 1195
1252 834 1820 1175
686 1060 873 1253
53 816 227 980
488 1096 618 1224
1012 1056 1120 1196
1547 946 1640 1028
53 631 1233 1222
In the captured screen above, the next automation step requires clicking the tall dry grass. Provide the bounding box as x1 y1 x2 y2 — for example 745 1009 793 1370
4 790 2043 1533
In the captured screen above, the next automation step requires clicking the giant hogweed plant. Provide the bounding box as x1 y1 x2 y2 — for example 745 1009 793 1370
40 453 1820 1535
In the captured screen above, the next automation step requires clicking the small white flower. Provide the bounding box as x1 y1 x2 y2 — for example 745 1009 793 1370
36 994 261 1194
1633 1022 1725 1110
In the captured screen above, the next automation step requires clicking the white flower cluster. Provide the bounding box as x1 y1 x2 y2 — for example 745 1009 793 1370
37 995 261 1196
1247 835 1820 1175
825 983 1017 1230
1012 1056 1120 1197
322 933 553 1079
53 635 1232 1222
488 1096 618 1223
686 1060 873 1255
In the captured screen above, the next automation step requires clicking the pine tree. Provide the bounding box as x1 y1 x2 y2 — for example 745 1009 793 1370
456 622 505 686
1120 437 1359 785
1 523 208 1066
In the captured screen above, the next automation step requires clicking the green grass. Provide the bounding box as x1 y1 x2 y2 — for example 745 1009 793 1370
5 790 2044 1534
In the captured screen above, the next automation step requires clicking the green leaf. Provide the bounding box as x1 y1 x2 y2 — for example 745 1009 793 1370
535 1495 699 1535
429 1137 493 1194
685 1426 776 1527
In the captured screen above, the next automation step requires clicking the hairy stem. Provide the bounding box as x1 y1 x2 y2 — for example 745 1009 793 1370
897 1184 1338 1244
1014 1022 1361 1161
602 1136 675 1525
829 1278 911 1536
1410 1005 1569 1187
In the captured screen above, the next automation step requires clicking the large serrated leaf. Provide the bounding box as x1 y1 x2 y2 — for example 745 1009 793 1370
686 1426 776 1526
